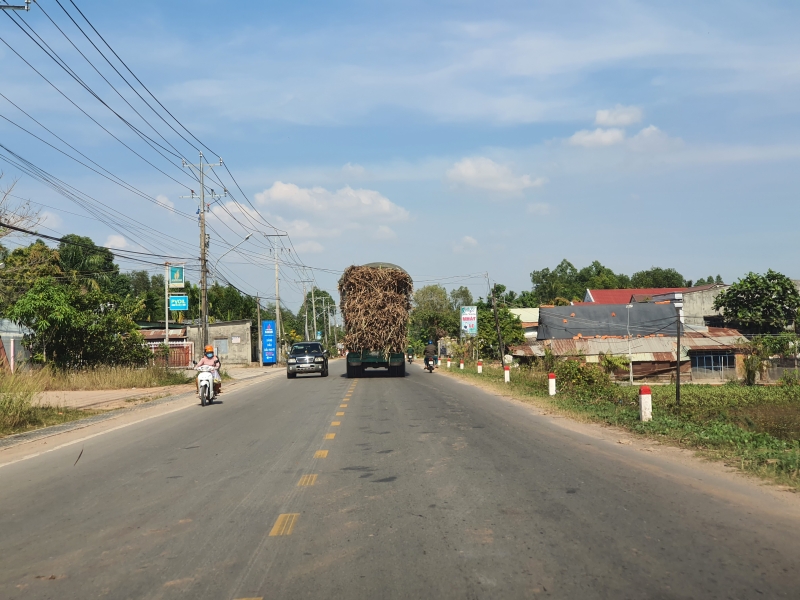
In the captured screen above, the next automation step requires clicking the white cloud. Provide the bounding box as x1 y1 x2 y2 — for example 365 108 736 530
595 105 643 127
453 235 479 253
527 203 551 215
105 234 129 249
628 125 682 151
39 211 62 229
341 162 366 177
373 225 397 240
256 182 409 221
293 240 324 253
155 194 174 209
568 127 626 147
446 157 546 192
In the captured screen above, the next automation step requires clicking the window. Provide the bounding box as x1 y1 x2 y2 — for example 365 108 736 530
690 352 735 378
214 338 229 356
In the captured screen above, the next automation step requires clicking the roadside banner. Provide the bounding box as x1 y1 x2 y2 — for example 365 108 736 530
461 306 477 336
169 295 189 311
262 320 277 365
168 265 185 289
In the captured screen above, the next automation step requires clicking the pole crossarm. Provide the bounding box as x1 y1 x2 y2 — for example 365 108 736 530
0 1 30 10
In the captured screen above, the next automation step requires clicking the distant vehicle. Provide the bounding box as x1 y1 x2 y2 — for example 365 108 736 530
287 342 329 378
196 365 217 405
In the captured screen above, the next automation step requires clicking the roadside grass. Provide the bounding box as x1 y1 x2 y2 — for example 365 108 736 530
28 365 193 391
445 363 800 490
0 373 93 437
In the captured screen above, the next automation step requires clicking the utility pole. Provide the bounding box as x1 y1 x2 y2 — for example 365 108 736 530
164 262 170 356
675 302 683 406
311 286 318 341
323 298 329 347
491 286 505 364
256 295 262 365
626 304 634 385
275 259 282 363
302 282 309 341
181 152 225 356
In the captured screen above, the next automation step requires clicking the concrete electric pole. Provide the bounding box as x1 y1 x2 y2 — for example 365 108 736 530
181 152 224 355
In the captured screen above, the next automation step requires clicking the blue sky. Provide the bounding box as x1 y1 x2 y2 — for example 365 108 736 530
1 0 799 309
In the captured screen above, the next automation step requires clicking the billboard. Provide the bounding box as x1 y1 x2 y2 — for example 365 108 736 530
169 295 189 311
461 306 477 336
262 320 277 365
168 265 184 289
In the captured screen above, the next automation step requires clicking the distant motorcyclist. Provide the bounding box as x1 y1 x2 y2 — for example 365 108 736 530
423 340 436 368
196 345 222 395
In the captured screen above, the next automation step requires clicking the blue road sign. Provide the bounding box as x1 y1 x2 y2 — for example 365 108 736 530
262 320 277 365
169 295 189 311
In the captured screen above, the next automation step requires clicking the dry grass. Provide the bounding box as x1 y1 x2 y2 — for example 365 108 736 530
339 265 413 353
0 371 91 436
22 365 192 391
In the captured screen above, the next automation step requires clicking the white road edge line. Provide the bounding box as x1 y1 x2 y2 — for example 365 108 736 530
0 402 195 469
0 370 286 469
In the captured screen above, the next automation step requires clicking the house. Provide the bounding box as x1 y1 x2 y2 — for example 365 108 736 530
509 308 539 340
528 305 745 381
631 284 729 327
583 287 687 304
0 319 31 371
187 319 253 365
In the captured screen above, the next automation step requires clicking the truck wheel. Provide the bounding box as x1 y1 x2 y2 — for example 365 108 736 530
400 362 406 377
287 371 296 379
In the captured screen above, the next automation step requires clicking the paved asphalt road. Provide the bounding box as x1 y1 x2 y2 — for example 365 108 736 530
2 360 800 599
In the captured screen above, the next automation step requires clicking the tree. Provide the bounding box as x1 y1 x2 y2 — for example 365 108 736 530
713 270 800 334
449 286 473 311
0 240 63 313
0 173 41 241
630 267 686 288
58 234 128 295
530 259 632 304
409 284 458 342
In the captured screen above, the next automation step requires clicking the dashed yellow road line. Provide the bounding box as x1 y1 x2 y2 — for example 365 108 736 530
269 513 299 536
340 404 348 408
314 450 328 458
234 597 263 600
331 421 341 426
336 411 345 416
324 433 335 440
297 474 317 486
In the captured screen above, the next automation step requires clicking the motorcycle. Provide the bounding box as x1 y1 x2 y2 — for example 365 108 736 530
425 356 435 373
196 365 217 406
407 354 414 364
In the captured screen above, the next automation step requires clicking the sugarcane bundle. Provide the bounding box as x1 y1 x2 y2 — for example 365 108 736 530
338 264 413 353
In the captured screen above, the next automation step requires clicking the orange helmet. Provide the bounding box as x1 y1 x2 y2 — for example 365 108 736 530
204 345 214 353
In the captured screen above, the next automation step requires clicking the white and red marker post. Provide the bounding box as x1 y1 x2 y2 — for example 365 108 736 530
639 385 652 422
447 358 451 369
504 364 510 383
477 360 483 374
459 359 464 370
548 372 556 396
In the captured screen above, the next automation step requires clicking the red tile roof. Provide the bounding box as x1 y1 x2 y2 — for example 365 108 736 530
586 288 687 304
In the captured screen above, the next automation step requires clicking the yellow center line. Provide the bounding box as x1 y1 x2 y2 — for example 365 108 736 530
297 474 317 486
336 411 345 416
331 421 341 426
314 450 328 458
340 404 348 408
269 513 299 536
324 433 335 440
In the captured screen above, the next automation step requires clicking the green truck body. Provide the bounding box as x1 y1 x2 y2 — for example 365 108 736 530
346 349 405 378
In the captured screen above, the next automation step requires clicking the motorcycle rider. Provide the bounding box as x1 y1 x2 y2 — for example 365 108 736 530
196 345 222 395
423 340 436 369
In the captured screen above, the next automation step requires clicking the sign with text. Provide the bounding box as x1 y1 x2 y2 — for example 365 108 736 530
169 295 189 311
461 306 477 336
262 320 277 365
169 265 185 289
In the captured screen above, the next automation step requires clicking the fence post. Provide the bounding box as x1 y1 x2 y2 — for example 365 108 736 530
477 360 483 374
10 338 15 374
639 385 652 422
548 372 556 396
504 364 510 383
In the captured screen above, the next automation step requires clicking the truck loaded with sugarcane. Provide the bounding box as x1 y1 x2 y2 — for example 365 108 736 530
338 262 413 378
